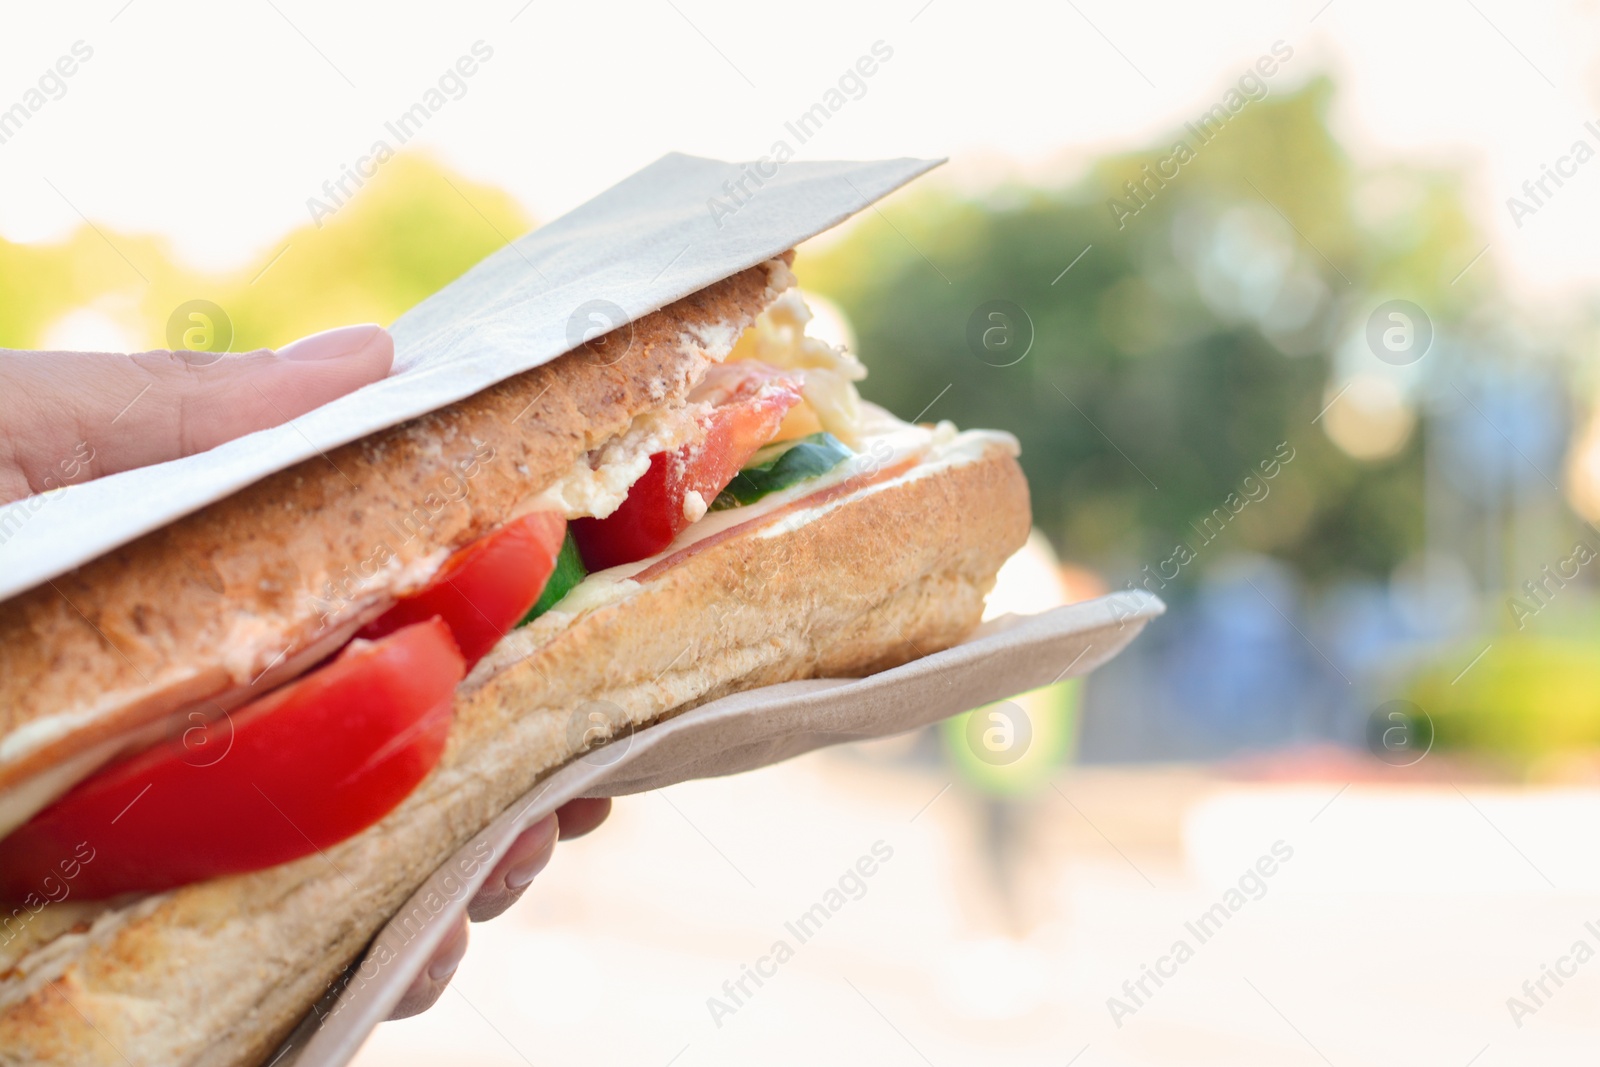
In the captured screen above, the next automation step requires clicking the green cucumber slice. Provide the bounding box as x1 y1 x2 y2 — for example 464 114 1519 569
711 432 853 511
518 530 588 626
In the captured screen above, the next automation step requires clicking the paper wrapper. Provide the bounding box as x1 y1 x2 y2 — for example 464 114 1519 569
266 590 1162 1067
0 153 939 601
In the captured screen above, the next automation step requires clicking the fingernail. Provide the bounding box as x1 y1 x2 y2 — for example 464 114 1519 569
277 323 384 361
504 849 553 891
427 930 469 983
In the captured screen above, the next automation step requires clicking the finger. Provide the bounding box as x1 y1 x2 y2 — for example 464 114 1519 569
555 796 612 840
167 324 395 459
0 324 393 503
386 914 469 1021
466 814 559 923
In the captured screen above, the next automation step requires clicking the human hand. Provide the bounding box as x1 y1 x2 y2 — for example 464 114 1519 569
0 323 394 506
1 324 606 1018
387 796 613 1019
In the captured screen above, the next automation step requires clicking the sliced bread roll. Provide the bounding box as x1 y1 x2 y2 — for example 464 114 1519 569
0 426 1030 1066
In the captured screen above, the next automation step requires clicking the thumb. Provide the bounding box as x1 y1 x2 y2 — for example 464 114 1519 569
0 324 393 503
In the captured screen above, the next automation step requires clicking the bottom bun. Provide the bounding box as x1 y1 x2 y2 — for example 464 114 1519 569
0 443 1030 1067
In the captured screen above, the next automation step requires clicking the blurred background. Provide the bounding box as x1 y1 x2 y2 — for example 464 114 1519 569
7 0 1600 1061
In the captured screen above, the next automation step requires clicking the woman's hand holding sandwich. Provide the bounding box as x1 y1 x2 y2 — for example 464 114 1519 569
388 796 613 1019
0 324 394 505
0 325 611 1017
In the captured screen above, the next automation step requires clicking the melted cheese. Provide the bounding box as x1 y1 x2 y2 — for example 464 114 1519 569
523 281 869 525
726 289 868 446
522 402 706 521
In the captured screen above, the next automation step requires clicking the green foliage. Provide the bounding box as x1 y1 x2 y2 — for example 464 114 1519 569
943 682 1079 796
0 153 530 352
1409 631 1600 759
800 78 1483 588
206 155 530 350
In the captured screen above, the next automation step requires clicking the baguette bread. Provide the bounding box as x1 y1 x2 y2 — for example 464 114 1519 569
0 434 1030 1066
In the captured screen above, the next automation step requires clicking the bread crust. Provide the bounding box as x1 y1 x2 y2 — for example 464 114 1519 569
0 443 1031 1067
0 259 790 794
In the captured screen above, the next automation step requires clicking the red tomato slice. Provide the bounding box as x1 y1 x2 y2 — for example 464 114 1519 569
361 511 567 668
571 361 802 570
0 619 464 903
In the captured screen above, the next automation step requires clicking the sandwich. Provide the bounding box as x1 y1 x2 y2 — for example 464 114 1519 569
0 252 1030 1065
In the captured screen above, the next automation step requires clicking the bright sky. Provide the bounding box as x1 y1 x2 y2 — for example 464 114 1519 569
3 0 1598 301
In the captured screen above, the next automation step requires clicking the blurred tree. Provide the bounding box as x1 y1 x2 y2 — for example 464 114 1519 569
0 153 529 352
199 154 530 351
1410 629 1600 761
800 78 1489 592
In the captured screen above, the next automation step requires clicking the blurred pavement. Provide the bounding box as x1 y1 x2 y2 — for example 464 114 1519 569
354 747 1600 1065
